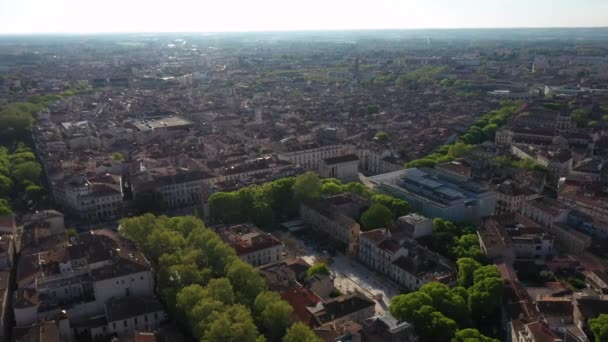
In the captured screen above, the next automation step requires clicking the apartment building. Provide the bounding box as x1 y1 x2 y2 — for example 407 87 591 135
215 223 283 267
14 229 154 327
300 194 365 256
53 174 123 220
318 154 359 182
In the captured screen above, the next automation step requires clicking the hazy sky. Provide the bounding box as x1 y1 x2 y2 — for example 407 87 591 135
1 0 607 34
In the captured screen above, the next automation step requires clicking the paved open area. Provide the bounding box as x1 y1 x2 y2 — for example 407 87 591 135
277 230 401 314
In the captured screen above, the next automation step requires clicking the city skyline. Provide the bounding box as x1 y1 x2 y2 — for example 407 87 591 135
1 0 608 34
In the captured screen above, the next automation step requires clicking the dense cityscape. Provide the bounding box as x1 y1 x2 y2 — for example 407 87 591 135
0 27 608 342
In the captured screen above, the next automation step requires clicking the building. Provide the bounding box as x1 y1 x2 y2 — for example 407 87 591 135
125 116 195 144
318 154 359 182
358 229 455 291
300 194 364 256
369 168 496 223
277 141 352 170
215 223 283 267
494 180 541 214
393 213 433 239
478 215 554 261
53 174 123 220
308 291 375 327
131 169 215 209
362 313 418 342
104 296 166 338
13 315 73 342
14 229 154 327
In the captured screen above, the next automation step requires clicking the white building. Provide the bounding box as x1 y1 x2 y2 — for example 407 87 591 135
215 224 284 267
318 154 359 182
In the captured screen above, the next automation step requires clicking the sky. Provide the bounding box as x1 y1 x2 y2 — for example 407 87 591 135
1 0 607 34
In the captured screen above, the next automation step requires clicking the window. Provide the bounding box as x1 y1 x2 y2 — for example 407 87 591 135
123 320 127 327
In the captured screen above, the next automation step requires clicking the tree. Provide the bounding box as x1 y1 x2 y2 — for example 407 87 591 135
468 266 503 319
208 192 243 223
375 131 389 142
283 323 323 342
360 203 392 230
226 260 267 306
372 194 409 218
448 142 472 159
411 305 457 342
452 234 484 261
111 151 124 161
293 172 321 202
0 175 12 197
25 184 45 204
307 262 331 278
12 161 41 184
254 291 293 341
207 278 235 305
368 105 380 114
321 182 344 196
590 314 608 342
457 258 481 287
389 292 433 321
203 304 262 342
452 328 499 342
419 282 470 327
0 199 13 216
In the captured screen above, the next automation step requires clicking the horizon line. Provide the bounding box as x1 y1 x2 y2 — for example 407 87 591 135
2 25 608 36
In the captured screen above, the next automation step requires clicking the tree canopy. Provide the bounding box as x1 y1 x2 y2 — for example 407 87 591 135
360 203 393 231
119 214 302 342
590 314 608 342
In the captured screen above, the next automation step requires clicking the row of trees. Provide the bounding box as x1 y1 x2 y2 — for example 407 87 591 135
0 144 44 214
119 214 321 342
209 170 412 232
490 155 548 172
406 101 521 168
389 258 503 342
421 218 485 263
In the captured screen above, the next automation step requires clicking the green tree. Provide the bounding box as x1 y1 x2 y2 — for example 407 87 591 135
372 194 410 218
203 304 262 342
457 258 481 287
321 182 344 196
0 199 13 216
293 172 321 202
283 322 323 342
0 175 12 197
368 105 380 114
12 161 41 184
226 260 267 306
448 142 472 159
25 184 45 203
111 151 124 161
307 262 331 278
419 282 471 327
590 314 608 342
207 278 235 305
361 203 392 230
452 328 499 342
254 291 293 341
468 266 503 319
452 234 484 261
375 131 389 142
389 292 433 321
411 305 457 342
208 192 244 223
